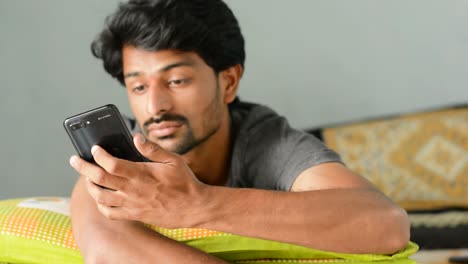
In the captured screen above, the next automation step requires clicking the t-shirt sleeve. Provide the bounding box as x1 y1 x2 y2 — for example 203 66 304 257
242 115 342 191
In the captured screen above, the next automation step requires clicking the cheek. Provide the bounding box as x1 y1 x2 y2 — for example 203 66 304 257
175 89 204 113
127 93 148 125
127 93 140 114
190 93 223 130
188 82 219 107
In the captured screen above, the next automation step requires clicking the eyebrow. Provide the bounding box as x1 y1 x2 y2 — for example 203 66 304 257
123 61 195 79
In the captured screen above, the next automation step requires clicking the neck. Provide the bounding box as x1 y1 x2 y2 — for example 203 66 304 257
182 108 232 186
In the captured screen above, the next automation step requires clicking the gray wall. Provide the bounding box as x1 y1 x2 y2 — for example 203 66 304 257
1 0 467 199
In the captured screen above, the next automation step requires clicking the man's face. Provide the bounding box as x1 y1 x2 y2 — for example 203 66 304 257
122 46 225 155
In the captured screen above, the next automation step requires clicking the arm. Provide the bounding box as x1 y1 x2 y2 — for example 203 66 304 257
71 135 410 256
70 175 226 264
196 162 410 254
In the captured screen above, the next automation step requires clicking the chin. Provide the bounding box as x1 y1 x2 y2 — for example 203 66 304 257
151 137 176 149
147 130 198 155
148 137 183 154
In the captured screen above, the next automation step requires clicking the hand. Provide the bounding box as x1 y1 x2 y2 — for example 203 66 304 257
69 133 210 228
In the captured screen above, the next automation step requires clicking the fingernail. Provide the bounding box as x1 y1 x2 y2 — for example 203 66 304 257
91 145 98 155
69 156 78 167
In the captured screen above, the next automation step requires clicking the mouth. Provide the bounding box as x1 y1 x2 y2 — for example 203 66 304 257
147 122 183 138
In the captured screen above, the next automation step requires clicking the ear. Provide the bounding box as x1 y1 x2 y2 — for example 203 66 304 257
219 64 243 104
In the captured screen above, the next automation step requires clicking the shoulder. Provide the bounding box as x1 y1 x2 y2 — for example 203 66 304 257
230 100 284 137
228 100 342 190
230 100 323 149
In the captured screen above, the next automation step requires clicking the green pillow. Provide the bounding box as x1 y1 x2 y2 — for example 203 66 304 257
0 197 418 264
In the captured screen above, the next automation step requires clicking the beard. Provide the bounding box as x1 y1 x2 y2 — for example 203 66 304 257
142 83 223 155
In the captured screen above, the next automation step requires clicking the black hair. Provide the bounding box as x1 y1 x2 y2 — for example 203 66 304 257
91 0 245 86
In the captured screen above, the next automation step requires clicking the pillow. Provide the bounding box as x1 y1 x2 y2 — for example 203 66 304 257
0 197 418 264
322 107 468 211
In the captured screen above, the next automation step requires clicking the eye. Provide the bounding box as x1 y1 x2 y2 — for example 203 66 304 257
132 85 146 93
168 78 190 87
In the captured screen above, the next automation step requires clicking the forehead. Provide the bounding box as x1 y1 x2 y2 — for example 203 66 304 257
122 46 206 73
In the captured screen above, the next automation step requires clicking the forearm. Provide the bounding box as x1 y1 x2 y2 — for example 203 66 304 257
196 187 410 254
70 176 226 264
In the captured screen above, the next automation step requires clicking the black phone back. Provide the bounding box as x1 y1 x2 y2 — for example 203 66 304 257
63 104 144 163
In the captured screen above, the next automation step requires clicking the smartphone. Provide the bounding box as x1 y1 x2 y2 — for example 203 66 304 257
63 104 145 163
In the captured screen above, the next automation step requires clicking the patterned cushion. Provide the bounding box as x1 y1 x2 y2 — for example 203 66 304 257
0 197 418 264
322 106 468 210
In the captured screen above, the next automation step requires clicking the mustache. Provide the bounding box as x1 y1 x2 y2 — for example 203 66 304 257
143 113 188 129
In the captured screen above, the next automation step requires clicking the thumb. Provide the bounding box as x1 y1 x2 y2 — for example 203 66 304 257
133 133 175 163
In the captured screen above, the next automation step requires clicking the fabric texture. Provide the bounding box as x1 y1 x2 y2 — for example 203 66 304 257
0 197 419 264
313 105 468 250
322 107 468 210
227 101 343 190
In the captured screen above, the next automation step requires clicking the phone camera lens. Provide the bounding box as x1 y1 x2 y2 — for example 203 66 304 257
71 122 86 130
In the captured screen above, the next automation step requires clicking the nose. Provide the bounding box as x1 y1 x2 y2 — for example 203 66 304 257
145 81 173 116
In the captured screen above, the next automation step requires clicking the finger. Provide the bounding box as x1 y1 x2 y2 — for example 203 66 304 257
70 155 127 191
133 133 176 163
91 145 141 178
86 178 125 207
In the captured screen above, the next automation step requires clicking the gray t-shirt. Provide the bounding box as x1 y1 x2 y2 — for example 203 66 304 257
125 100 342 191
226 101 342 191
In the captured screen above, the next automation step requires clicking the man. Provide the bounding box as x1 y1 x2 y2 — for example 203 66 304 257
69 0 410 263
